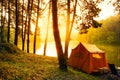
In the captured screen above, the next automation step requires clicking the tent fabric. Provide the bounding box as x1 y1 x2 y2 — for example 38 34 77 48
68 43 109 73
82 43 104 53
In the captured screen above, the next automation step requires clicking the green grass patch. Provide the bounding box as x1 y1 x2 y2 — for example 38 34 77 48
0 43 102 80
0 53 100 80
97 44 120 67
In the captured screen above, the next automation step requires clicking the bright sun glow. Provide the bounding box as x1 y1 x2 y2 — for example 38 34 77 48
34 0 117 57
96 0 117 20
36 42 71 57
36 42 78 57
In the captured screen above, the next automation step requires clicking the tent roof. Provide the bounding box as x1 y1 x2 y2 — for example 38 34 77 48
81 43 104 53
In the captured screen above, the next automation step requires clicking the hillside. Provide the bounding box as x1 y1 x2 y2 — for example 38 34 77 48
0 43 110 80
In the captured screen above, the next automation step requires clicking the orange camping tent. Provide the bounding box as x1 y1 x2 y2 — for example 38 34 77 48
68 43 109 73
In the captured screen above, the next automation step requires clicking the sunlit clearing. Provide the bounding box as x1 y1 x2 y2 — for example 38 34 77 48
36 42 72 57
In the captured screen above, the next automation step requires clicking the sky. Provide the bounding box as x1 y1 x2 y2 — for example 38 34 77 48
96 0 117 20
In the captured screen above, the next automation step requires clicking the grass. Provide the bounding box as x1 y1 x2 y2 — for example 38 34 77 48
0 53 100 80
0 43 102 80
97 44 120 67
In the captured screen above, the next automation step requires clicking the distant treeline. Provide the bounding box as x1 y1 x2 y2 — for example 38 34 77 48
79 14 120 45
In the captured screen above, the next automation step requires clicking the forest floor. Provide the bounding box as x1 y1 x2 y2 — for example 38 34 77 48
0 43 120 80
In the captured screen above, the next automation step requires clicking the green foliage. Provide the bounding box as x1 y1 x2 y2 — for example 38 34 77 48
75 0 103 34
92 20 102 28
79 14 120 45
98 44 120 67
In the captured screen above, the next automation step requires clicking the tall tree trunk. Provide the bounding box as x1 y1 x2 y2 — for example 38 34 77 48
33 0 40 54
14 0 18 45
1 1 4 43
1 0 6 43
68 0 77 40
27 0 33 53
27 0 30 53
22 0 25 50
51 0 67 71
64 0 77 59
43 2 50 56
0 3 1 43
64 0 70 59
7 0 10 43
23 0 29 51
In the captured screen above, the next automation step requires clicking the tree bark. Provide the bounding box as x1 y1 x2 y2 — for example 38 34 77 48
14 0 19 45
23 0 29 51
43 2 50 56
7 0 10 43
21 0 25 50
51 0 67 71
64 0 77 59
69 0 77 38
27 0 34 53
33 0 40 54
1 1 4 43
64 0 70 59
27 0 30 53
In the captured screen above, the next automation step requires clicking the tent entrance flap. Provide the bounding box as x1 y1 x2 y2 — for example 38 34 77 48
80 53 89 69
